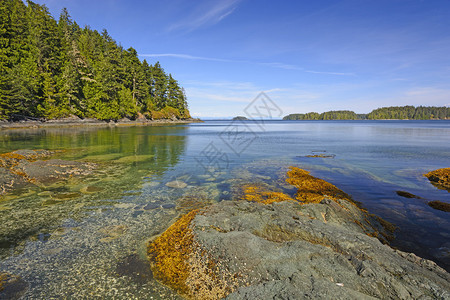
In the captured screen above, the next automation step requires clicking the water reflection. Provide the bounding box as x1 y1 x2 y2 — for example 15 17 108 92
0 125 188 260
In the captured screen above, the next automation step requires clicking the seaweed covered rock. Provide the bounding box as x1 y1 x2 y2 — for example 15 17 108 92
235 167 392 242
424 168 450 192
15 159 95 185
146 167 450 299
147 210 199 295
428 200 450 212
148 200 449 299
0 150 53 169
286 167 355 204
238 183 294 205
234 166 357 206
0 150 96 194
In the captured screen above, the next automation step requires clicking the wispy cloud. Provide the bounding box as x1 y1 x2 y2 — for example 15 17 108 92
167 0 241 32
139 53 230 62
139 53 355 76
304 70 355 76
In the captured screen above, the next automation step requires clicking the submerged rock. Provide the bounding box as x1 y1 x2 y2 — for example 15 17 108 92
428 201 450 212
176 187 218 213
0 167 28 194
80 185 104 194
304 154 336 158
115 254 153 285
396 190 422 199
17 159 95 185
99 224 128 242
424 168 450 192
165 181 187 189
0 150 96 194
0 272 28 299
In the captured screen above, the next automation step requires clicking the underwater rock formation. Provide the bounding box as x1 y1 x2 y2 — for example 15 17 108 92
0 150 96 195
424 168 450 192
147 167 449 299
0 272 28 299
395 190 422 199
428 201 450 212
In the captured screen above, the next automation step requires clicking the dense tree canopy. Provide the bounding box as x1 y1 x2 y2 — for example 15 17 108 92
366 106 448 120
283 111 361 120
283 106 449 120
0 0 190 121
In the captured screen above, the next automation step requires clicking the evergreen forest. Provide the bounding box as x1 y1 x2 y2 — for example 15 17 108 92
283 106 449 120
0 0 190 121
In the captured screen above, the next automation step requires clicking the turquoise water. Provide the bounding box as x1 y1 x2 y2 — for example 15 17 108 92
0 120 449 298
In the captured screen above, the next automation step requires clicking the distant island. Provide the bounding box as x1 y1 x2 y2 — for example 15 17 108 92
283 106 449 120
0 1 190 122
232 116 249 121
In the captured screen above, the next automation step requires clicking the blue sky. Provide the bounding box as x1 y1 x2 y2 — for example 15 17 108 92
35 0 450 118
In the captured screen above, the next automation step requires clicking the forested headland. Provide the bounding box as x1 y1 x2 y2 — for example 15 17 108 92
0 0 190 121
283 106 449 120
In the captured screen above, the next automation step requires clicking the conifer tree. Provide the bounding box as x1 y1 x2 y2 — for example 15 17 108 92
0 1 190 120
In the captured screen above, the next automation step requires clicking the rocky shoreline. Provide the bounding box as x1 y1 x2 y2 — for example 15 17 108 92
0 116 202 130
147 167 450 299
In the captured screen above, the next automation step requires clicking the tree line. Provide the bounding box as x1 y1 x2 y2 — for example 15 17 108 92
283 106 449 120
0 0 190 121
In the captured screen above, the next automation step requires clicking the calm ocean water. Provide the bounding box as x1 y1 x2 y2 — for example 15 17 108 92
0 120 449 297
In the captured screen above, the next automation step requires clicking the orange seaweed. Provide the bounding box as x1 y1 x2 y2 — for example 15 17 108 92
147 210 199 294
286 167 356 205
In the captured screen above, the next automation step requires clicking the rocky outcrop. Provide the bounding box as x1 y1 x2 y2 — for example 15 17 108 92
0 150 96 194
424 168 450 192
428 201 450 212
148 167 450 299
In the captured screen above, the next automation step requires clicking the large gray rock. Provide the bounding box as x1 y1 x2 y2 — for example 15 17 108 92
189 200 450 299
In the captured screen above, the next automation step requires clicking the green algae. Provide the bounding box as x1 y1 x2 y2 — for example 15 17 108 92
83 153 123 161
51 192 82 200
80 186 104 194
115 155 155 163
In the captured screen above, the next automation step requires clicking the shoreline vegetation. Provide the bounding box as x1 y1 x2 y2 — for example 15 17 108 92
1 1 191 123
283 105 449 120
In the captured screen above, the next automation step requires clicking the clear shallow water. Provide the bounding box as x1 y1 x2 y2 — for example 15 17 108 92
0 120 449 298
